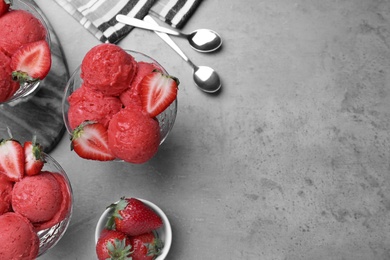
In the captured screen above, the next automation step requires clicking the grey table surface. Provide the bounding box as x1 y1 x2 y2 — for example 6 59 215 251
35 0 390 259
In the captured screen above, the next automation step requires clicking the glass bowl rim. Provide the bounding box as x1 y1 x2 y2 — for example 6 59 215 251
37 152 74 256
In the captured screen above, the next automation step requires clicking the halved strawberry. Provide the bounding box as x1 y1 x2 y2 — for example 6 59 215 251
0 0 11 17
140 70 179 118
0 138 24 181
11 40 51 84
24 137 45 176
71 121 115 161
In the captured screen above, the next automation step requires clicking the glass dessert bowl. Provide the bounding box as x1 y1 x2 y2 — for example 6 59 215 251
0 151 72 259
0 0 51 105
95 198 172 260
62 49 178 163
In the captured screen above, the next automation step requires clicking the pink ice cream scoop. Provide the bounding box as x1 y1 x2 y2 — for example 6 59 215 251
34 171 72 231
0 174 13 215
108 105 161 164
12 172 63 223
120 61 162 107
81 43 138 96
0 10 46 56
67 85 123 130
0 212 39 260
0 50 19 102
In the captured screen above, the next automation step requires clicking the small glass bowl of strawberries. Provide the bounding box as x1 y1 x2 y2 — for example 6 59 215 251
62 43 178 164
0 137 73 258
0 0 52 104
95 197 172 260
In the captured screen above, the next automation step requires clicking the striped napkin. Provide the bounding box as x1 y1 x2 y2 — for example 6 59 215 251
53 0 202 43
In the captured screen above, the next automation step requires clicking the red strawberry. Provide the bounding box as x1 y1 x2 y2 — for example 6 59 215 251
0 0 11 17
71 121 115 161
140 70 179 117
96 229 132 260
24 137 45 176
0 138 24 181
11 40 51 84
107 197 163 236
129 232 163 260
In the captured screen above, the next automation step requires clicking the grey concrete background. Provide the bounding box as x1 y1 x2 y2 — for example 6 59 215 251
36 0 390 259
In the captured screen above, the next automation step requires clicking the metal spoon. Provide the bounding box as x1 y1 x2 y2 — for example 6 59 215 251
143 15 221 94
116 14 222 53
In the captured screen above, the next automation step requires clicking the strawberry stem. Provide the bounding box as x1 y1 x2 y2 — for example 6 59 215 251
146 236 163 256
107 238 133 260
32 136 45 162
105 198 126 230
12 71 38 85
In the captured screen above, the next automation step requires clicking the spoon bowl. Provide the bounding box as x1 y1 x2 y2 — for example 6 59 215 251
188 29 222 53
144 15 222 93
193 66 221 93
116 15 222 53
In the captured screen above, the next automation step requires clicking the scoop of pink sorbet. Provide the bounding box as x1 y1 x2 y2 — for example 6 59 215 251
0 10 47 56
67 85 123 130
34 171 72 231
12 172 63 223
0 50 19 102
108 105 161 164
0 212 39 260
0 174 13 215
120 61 162 107
81 43 137 96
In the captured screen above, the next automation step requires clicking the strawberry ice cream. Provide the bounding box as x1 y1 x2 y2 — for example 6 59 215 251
0 174 13 215
120 61 162 107
0 50 19 102
67 85 123 129
0 10 46 56
81 43 137 96
34 171 72 231
12 171 63 223
0 212 39 260
108 105 161 163
65 44 178 163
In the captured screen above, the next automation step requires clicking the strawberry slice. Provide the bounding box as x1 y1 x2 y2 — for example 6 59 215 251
0 138 24 181
140 70 179 118
71 121 115 161
24 137 45 176
11 40 51 84
0 0 11 17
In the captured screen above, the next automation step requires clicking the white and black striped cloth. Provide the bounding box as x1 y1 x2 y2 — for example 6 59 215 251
54 0 202 43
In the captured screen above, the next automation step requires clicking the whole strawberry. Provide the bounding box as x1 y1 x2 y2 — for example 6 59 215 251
24 136 45 176
108 198 163 236
0 138 24 181
96 229 132 260
129 232 163 260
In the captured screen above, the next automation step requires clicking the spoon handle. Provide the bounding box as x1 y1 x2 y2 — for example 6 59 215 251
143 15 193 67
116 15 181 37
